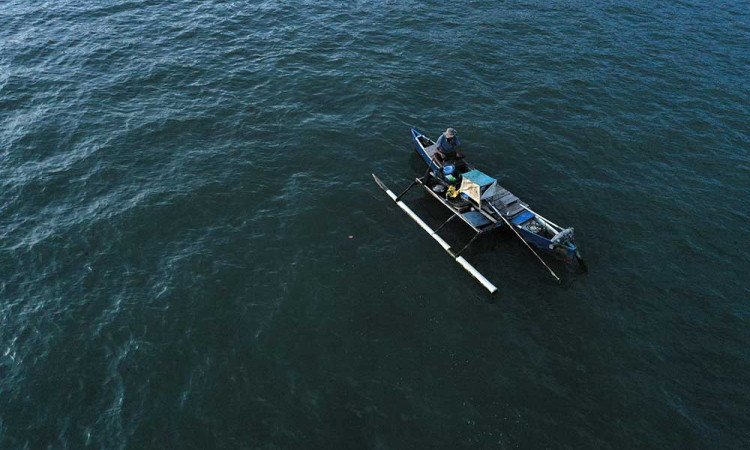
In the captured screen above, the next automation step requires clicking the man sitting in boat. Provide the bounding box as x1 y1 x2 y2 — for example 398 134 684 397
435 128 464 164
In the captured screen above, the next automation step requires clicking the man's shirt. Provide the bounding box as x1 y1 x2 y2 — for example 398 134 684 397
435 134 461 154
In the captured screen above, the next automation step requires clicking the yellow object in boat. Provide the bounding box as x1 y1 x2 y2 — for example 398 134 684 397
446 185 460 199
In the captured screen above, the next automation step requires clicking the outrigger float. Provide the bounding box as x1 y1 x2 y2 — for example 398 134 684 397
372 128 586 294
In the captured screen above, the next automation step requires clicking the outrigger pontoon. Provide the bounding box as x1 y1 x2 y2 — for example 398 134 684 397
372 128 586 294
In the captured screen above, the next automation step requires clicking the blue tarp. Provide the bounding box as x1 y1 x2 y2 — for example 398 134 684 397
462 170 496 188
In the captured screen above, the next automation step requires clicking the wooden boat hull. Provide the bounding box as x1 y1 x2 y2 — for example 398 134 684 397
410 127 581 266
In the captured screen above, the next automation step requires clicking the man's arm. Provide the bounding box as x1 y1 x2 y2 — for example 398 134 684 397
435 134 446 151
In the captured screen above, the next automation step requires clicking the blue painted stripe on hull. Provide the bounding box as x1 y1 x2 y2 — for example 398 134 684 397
518 227 576 259
411 128 439 172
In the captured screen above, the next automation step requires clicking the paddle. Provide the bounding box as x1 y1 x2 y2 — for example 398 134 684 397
488 203 562 283
395 155 439 201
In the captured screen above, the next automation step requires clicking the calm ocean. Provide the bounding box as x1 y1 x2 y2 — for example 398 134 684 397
1 0 748 448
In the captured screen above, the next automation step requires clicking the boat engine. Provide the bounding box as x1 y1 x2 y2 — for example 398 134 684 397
550 228 575 245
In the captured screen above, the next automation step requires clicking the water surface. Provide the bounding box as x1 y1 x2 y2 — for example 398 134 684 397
1 0 748 448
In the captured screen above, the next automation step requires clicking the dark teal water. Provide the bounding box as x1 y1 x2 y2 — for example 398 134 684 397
2 1 749 448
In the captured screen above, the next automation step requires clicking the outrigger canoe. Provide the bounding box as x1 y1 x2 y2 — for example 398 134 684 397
371 128 586 293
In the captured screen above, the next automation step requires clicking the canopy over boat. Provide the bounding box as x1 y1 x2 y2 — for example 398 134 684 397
459 170 505 208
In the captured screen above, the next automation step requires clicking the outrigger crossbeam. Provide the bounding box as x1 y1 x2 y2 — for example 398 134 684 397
455 231 482 258
372 173 498 294
434 214 457 233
